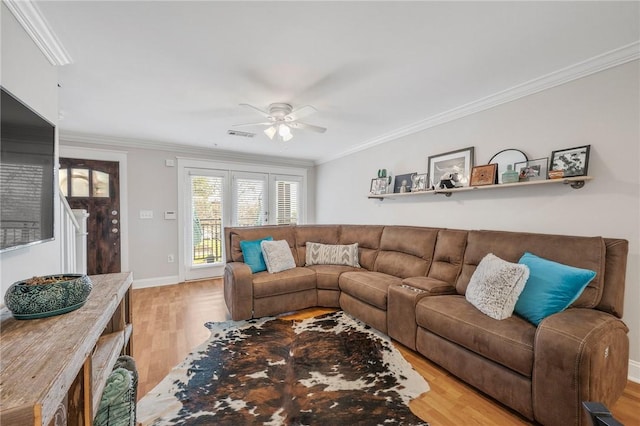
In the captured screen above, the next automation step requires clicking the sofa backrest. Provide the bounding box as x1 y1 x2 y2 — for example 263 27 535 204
457 230 607 311
427 229 468 284
294 225 341 267
338 225 384 270
224 224 627 318
225 225 299 265
373 226 438 278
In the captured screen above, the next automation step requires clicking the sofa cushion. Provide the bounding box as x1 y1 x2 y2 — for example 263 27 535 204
416 295 536 377
239 236 273 273
374 226 438 278
295 225 341 265
339 225 384 270
261 240 297 273
227 225 299 265
339 271 402 310
307 264 360 290
514 252 596 325
252 267 316 298
305 242 360 267
428 229 468 283
465 253 529 320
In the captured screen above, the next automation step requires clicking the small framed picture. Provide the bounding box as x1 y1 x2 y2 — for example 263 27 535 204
514 158 548 181
550 145 590 178
469 164 498 186
370 177 388 195
394 173 417 193
427 147 475 188
412 173 428 191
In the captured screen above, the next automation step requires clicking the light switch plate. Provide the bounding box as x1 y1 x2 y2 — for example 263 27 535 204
139 210 153 219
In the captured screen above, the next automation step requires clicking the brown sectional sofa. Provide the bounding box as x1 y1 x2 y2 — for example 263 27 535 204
223 224 629 426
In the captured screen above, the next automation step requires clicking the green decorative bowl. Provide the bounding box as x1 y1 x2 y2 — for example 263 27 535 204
4 274 92 320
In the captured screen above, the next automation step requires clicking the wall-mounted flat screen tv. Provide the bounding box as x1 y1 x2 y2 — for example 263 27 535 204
1 87 55 252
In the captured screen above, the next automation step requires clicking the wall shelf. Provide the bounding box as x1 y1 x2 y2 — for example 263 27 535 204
368 176 593 200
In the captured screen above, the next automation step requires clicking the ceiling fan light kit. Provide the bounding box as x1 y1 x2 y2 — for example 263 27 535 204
235 103 327 142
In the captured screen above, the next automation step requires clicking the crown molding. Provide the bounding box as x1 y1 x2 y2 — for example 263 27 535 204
317 41 640 165
59 131 316 169
3 0 72 66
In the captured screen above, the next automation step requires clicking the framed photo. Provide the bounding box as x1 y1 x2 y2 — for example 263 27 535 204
550 145 590 178
369 177 388 195
514 157 548 181
412 173 428 192
427 147 475 188
393 173 417 193
470 164 497 186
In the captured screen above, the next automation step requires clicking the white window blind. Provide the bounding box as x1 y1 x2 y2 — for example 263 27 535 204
275 178 300 225
233 175 266 227
190 175 224 264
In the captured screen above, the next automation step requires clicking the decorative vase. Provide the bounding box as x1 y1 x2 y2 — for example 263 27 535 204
502 165 519 184
4 274 92 320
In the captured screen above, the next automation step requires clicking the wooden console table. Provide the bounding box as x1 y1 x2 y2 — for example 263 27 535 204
0 272 133 426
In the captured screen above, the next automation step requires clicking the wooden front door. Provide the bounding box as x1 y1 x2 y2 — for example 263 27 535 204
59 158 121 274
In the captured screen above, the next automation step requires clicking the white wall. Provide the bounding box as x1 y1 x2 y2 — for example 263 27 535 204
315 61 640 378
59 140 316 287
0 4 60 299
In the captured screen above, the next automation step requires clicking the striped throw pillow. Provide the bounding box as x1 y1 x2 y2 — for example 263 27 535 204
305 242 360 268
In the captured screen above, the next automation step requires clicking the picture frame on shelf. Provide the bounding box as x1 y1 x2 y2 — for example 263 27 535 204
412 173 428 191
370 177 389 195
470 164 498 186
514 157 548 181
549 145 590 178
427 147 475 188
394 173 417 193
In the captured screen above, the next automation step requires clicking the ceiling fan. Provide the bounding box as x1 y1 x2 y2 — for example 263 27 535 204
234 103 327 142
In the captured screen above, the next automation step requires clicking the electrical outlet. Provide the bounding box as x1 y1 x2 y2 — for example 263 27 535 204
167 254 175 263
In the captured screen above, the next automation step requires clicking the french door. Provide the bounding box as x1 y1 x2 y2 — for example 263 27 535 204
181 164 304 281
185 170 228 280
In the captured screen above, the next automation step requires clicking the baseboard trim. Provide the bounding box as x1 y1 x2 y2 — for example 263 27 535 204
628 360 640 384
133 275 180 289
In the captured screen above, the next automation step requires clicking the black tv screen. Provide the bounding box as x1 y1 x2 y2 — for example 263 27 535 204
1 87 55 252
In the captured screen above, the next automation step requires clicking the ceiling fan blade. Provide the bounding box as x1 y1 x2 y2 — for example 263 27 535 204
239 103 271 118
232 121 272 127
289 121 327 133
285 105 317 122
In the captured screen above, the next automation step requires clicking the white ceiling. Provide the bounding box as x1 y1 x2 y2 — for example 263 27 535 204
34 1 639 164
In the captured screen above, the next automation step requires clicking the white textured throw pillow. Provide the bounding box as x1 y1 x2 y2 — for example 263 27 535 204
465 253 530 320
261 240 296 273
305 242 361 267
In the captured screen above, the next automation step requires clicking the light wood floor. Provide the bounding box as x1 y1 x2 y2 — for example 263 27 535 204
132 279 640 425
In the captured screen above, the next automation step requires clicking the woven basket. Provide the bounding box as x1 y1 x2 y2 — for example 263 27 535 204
94 356 138 426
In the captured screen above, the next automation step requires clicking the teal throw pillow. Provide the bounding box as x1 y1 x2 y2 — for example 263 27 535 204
514 252 596 325
240 236 273 273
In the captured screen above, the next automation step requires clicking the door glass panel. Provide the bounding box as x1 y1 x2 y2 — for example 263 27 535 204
234 176 266 227
70 168 89 197
92 170 110 197
59 168 68 197
191 175 224 265
275 179 299 225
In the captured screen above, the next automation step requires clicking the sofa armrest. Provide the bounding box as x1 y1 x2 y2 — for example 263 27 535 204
533 308 629 426
224 262 254 320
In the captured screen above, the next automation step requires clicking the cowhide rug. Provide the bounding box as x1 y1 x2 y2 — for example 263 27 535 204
137 311 430 425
